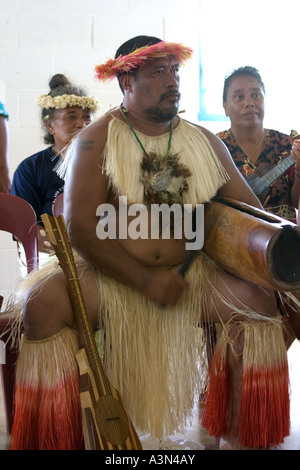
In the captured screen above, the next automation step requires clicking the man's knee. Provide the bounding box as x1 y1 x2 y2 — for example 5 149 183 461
246 284 278 316
23 275 73 339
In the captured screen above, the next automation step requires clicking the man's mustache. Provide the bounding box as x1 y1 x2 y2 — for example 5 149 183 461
160 89 180 101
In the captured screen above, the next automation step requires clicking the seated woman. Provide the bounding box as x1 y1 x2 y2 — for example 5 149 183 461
11 73 99 253
217 66 300 221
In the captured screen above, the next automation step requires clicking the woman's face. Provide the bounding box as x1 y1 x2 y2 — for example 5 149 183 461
46 106 92 150
223 75 265 129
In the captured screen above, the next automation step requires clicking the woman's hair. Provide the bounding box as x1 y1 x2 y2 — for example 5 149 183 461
222 66 265 103
41 73 87 144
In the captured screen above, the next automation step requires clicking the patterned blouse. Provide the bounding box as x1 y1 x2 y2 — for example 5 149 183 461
217 129 296 220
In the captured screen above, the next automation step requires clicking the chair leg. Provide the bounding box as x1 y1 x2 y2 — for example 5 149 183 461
0 318 19 434
0 351 18 433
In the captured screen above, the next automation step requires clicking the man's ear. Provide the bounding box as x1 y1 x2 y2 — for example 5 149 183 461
119 73 134 92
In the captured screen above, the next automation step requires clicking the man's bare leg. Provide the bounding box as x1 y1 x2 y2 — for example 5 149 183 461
203 267 286 450
23 269 100 339
10 269 100 450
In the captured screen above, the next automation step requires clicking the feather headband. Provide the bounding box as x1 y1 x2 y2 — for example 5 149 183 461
95 41 193 82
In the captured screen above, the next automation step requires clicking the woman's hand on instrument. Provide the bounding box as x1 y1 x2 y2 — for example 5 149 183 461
291 138 300 178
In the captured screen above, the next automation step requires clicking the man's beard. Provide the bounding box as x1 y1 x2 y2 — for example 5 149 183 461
144 90 181 122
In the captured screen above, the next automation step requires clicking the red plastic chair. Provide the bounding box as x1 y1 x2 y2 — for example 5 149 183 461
0 193 39 432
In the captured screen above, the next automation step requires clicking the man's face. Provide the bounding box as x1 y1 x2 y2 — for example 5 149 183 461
130 56 181 122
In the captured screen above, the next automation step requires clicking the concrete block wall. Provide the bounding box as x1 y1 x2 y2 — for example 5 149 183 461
0 0 200 302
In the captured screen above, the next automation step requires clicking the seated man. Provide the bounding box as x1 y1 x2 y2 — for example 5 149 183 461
7 35 294 450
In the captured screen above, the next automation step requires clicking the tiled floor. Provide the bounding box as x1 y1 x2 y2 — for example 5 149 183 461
0 341 299 451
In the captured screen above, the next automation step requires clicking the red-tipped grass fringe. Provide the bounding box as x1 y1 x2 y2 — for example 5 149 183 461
240 361 290 448
11 376 84 450
200 343 229 437
10 327 84 450
201 320 290 449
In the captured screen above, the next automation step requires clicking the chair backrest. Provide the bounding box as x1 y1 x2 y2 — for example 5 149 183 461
53 192 64 217
0 193 39 273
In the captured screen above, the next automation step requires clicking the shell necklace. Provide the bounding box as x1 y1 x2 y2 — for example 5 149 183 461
119 104 191 205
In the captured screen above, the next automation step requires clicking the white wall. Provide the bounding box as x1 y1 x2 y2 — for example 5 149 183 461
0 0 200 301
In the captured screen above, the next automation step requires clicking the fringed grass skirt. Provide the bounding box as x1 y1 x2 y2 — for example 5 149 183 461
4 250 292 447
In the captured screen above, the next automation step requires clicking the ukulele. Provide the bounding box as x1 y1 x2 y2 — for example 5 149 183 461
246 154 294 203
41 213 142 450
245 130 299 204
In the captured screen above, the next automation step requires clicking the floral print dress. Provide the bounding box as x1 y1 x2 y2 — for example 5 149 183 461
217 129 296 220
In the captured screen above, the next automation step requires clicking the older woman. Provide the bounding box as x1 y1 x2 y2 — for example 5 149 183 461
11 74 98 251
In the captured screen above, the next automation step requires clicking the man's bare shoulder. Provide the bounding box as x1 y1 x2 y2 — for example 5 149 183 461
182 119 218 142
72 111 116 158
182 118 230 160
81 111 114 139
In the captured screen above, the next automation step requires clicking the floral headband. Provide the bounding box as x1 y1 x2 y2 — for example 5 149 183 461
95 41 193 81
36 94 99 112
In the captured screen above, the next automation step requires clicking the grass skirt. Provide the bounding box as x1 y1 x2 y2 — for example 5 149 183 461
4 251 292 448
201 320 290 448
10 328 84 450
5 253 210 442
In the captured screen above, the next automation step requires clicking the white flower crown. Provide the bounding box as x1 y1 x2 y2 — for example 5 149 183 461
37 94 99 112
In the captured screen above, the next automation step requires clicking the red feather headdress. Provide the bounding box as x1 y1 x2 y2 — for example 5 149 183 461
95 41 193 82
